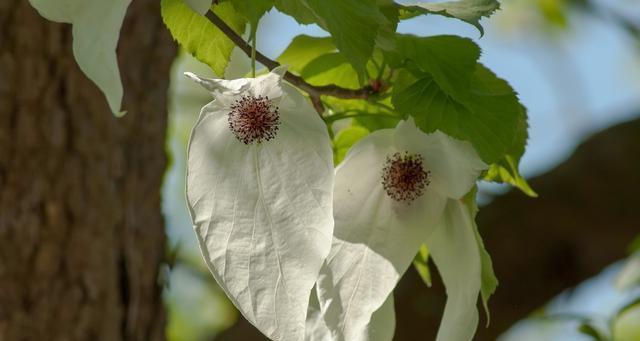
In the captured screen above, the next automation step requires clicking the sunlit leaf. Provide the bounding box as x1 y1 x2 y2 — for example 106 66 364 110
333 125 370 164
305 0 388 79
613 301 640 341
277 35 336 74
161 0 246 77
413 244 432 287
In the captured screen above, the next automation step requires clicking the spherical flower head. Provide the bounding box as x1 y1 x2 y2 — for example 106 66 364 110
228 94 280 144
382 152 431 203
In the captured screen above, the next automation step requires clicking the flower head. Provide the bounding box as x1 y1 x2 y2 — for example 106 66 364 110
381 152 431 203
228 94 280 144
185 67 335 341
314 118 490 341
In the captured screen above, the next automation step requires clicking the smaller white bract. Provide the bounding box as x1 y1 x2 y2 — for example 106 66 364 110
185 67 335 341
28 0 131 116
314 118 492 341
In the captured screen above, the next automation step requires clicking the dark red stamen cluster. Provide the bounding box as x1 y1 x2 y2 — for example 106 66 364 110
228 95 280 144
381 152 431 203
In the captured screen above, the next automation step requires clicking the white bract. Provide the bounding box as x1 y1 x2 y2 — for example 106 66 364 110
314 118 490 341
28 0 130 116
185 67 335 341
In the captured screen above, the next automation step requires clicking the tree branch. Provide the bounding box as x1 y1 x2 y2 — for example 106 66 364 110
205 10 374 114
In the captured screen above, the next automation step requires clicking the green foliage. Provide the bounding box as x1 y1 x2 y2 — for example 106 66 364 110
305 0 388 80
277 35 336 74
463 188 498 323
613 300 640 341
390 35 526 164
273 0 317 25
399 0 500 35
413 244 432 287
333 126 369 164
393 64 523 164
391 35 481 97
161 0 246 77
230 0 273 36
577 323 608 341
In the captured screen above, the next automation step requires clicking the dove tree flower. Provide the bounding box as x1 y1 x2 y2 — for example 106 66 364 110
185 67 335 341
314 118 493 341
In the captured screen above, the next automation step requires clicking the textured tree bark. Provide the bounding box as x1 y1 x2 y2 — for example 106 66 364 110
0 1 176 340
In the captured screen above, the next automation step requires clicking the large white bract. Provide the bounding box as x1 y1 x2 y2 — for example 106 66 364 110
185 67 335 341
314 118 489 341
28 0 130 116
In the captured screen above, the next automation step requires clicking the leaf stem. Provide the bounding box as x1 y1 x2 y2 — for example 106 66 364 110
323 111 401 124
205 9 377 115
250 25 257 78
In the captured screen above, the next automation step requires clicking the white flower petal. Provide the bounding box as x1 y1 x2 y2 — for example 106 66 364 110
394 118 487 199
29 0 131 115
427 199 483 341
316 128 446 341
308 284 397 341
186 76 334 341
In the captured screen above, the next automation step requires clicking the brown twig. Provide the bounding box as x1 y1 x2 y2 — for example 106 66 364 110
205 10 374 115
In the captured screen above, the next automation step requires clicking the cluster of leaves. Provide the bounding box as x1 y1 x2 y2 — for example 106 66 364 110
27 0 534 196
162 0 534 197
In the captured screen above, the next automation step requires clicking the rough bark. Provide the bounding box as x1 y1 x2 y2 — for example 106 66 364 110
0 1 176 340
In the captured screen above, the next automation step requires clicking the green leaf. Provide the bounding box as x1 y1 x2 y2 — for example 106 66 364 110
161 0 246 77
628 234 640 254
28 0 131 115
230 0 273 34
578 323 608 341
483 105 535 197
392 35 481 98
413 244 432 287
393 63 524 164
463 188 498 325
333 126 369 164
376 0 400 51
274 0 317 25
613 299 640 341
400 0 500 36
305 0 388 79
276 35 336 74
325 97 401 131
302 53 360 89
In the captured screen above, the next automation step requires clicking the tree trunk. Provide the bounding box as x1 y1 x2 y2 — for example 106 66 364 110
0 1 176 340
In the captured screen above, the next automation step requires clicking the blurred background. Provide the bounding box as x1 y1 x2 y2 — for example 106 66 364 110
163 0 640 340
1 0 638 340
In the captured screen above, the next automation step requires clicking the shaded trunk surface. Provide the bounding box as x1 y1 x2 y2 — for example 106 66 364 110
0 1 176 340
